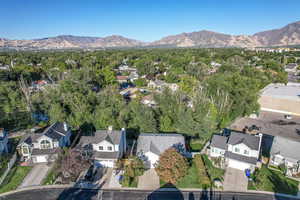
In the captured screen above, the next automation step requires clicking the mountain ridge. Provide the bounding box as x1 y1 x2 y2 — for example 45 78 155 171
1 21 300 49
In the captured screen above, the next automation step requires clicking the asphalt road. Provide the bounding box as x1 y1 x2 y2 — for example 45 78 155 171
0 188 299 200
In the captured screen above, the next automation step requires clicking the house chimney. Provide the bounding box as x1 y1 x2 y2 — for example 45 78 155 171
108 126 113 133
0 128 4 137
63 122 68 132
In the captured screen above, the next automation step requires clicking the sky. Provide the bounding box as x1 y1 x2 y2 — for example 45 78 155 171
1 0 300 42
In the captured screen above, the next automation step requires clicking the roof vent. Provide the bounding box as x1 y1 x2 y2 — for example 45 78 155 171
63 122 68 131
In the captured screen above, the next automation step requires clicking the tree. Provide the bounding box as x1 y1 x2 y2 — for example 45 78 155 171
60 148 91 182
155 148 188 184
121 156 145 187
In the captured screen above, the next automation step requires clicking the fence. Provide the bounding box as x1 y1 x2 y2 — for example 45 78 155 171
0 153 17 185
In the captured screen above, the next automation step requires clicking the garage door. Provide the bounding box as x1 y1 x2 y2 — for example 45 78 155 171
228 159 251 171
95 160 114 168
34 155 48 163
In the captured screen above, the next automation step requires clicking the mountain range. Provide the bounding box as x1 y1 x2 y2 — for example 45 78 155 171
1 21 300 49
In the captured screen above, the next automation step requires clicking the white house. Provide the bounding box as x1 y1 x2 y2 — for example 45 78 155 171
78 126 126 168
0 128 8 154
17 122 72 163
210 131 262 171
269 136 300 176
136 133 186 168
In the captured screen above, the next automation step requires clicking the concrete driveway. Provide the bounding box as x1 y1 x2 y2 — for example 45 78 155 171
19 164 51 188
138 168 159 189
223 167 248 191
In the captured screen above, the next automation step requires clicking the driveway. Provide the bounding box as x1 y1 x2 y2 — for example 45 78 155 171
138 168 159 190
223 167 248 191
19 164 51 188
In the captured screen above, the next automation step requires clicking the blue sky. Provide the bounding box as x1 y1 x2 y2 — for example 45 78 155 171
1 0 300 41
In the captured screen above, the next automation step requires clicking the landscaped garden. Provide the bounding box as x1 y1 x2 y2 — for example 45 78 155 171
0 165 32 194
248 165 299 195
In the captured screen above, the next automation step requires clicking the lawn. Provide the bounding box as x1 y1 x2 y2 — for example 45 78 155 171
0 166 32 194
189 139 206 151
202 154 225 181
176 161 202 188
248 165 299 195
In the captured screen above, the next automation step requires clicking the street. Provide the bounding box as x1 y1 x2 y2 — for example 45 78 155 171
1 188 299 200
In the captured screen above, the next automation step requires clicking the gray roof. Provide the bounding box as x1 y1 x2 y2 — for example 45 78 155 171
79 130 123 146
136 133 186 156
270 136 300 161
210 135 228 150
260 83 300 101
228 131 260 150
43 122 70 141
285 63 298 69
225 151 258 165
93 151 119 160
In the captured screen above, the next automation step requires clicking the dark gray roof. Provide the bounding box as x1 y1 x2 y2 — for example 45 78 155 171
228 131 260 150
31 148 58 155
270 136 300 161
137 133 185 156
44 122 69 141
93 151 119 159
225 151 257 165
210 135 228 150
79 130 123 146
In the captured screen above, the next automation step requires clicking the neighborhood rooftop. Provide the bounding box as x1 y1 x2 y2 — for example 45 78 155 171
137 133 185 155
228 131 260 150
270 136 300 161
79 129 123 146
260 83 300 101
210 135 227 150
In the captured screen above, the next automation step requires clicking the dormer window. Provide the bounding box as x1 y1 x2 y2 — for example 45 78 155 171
107 146 112 151
40 140 51 149
244 149 249 155
99 146 104 151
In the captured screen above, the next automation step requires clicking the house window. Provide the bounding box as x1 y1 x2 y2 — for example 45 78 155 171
234 147 240 153
244 150 249 155
40 140 51 149
99 146 103 151
107 146 112 151
22 146 29 154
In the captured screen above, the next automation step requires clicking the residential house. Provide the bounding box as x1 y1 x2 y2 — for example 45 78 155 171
0 128 8 154
285 63 299 74
128 71 139 82
136 133 186 168
141 94 156 107
148 80 178 92
120 87 139 99
0 64 9 70
116 76 129 84
78 127 126 168
210 131 262 171
29 80 49 93
269 136 300 176
17 122 72 163
118 64 137 72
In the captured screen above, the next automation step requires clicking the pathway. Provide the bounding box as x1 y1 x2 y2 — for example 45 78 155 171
138 168 160 190
19 164 50 188
223 167 248 192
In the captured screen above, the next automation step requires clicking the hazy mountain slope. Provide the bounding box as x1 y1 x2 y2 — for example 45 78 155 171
1 21 300 49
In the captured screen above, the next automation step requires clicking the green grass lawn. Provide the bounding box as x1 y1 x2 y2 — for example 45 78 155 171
202 154 225 181
0 166 32 194
176 161 202 188
189 139 205 151
248 165 299 195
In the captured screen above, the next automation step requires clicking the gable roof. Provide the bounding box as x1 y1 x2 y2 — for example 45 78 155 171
228 131 260 150
79 130 123 146
136 133 185 156
210 135 228 150
43 122 69 141
270 136 300 161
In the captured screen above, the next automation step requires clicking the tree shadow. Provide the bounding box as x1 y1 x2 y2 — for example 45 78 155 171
56 188 98 200
146 183 184 200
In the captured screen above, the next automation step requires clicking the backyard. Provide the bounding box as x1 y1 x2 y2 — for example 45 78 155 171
0 165 32 194
248 165 299 195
